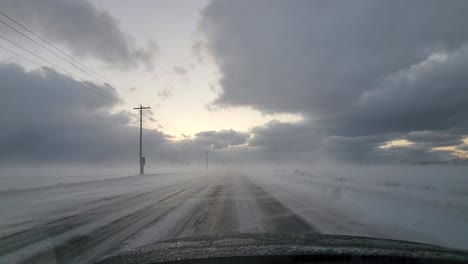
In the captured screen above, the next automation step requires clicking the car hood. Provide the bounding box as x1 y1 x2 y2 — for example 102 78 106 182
95 233 468 264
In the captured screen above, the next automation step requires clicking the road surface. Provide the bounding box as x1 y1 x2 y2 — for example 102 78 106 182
0 171 323 264
1 169 467 263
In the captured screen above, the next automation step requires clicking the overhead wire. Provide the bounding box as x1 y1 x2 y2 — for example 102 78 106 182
0 18 90 74
0 15 144 106
0 9 154 108
0 11 187 135
0 9 218 171
0 37 123 103
0 43 165 133
0 43 121 102
0 9 105 81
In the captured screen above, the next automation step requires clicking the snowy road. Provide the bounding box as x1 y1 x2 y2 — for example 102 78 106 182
1 171 318 264
1 168 468 263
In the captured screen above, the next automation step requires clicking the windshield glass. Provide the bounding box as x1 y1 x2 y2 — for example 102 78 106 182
1 0 468 263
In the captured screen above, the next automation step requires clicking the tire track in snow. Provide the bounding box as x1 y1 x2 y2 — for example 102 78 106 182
241 175 319 234
168 173 239 238
2 172 318 264
1 178 203 264
154 173 317 239
0 187 169 255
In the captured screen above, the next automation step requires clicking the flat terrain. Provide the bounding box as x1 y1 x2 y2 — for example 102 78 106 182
1 169 467 263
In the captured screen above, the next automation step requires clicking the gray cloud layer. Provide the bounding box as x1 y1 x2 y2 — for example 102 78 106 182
1 0 158 70
200 0 468 163
194 129 250 149
1 62 464 166
2 1 468 166
0 63 252 165
250 121 321 152
0 64 168 164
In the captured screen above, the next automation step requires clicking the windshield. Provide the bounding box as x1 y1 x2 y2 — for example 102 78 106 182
1 0 468 263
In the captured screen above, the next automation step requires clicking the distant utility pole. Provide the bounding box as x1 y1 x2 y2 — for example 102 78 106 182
134 105 151 175
205 150 209 171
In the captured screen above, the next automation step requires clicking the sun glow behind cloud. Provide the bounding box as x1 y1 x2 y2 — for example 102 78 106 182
379 139 414 149
431 137 468 159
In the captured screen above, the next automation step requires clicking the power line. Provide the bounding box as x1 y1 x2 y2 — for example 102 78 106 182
0 11 150 105
0 34 125 104
0 11 181 132
0 41 173 134
141 111 181 137
0 9 103 80
0 18 89 74
150 109 186 137
0 43 120 101
0 34 78 76
0 10 188 137
0 15 145 106
0 43 163 136
0 9 144 106
0 16 147 104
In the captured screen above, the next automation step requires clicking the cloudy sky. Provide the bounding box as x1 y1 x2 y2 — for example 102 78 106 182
1 0 468 166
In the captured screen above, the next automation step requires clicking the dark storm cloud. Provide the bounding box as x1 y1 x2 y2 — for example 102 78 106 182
201 0 468 133
1 0 158 70
245 120 454 164
249 121 321 152
248 121 384 162
202 0 468 124
246 119 464 163
0 63 172 164
327 47 468 136
321 135 390 163
321 134 455 164
200 0 468 162
404 130 464 148
1 61 458 165
194 129 250 149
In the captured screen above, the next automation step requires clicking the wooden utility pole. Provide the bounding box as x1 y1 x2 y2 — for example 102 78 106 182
205 150 209 171
134 105 150 174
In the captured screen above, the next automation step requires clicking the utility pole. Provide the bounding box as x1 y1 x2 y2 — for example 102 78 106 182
205 150 209 171
134 105 151 174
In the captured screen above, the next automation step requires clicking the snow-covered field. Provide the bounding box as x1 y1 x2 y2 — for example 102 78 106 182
1 166 467 264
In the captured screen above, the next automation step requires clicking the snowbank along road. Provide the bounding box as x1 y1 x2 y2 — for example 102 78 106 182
1 169 467 264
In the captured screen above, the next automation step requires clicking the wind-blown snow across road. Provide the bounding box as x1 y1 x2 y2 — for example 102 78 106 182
1 168 467 263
